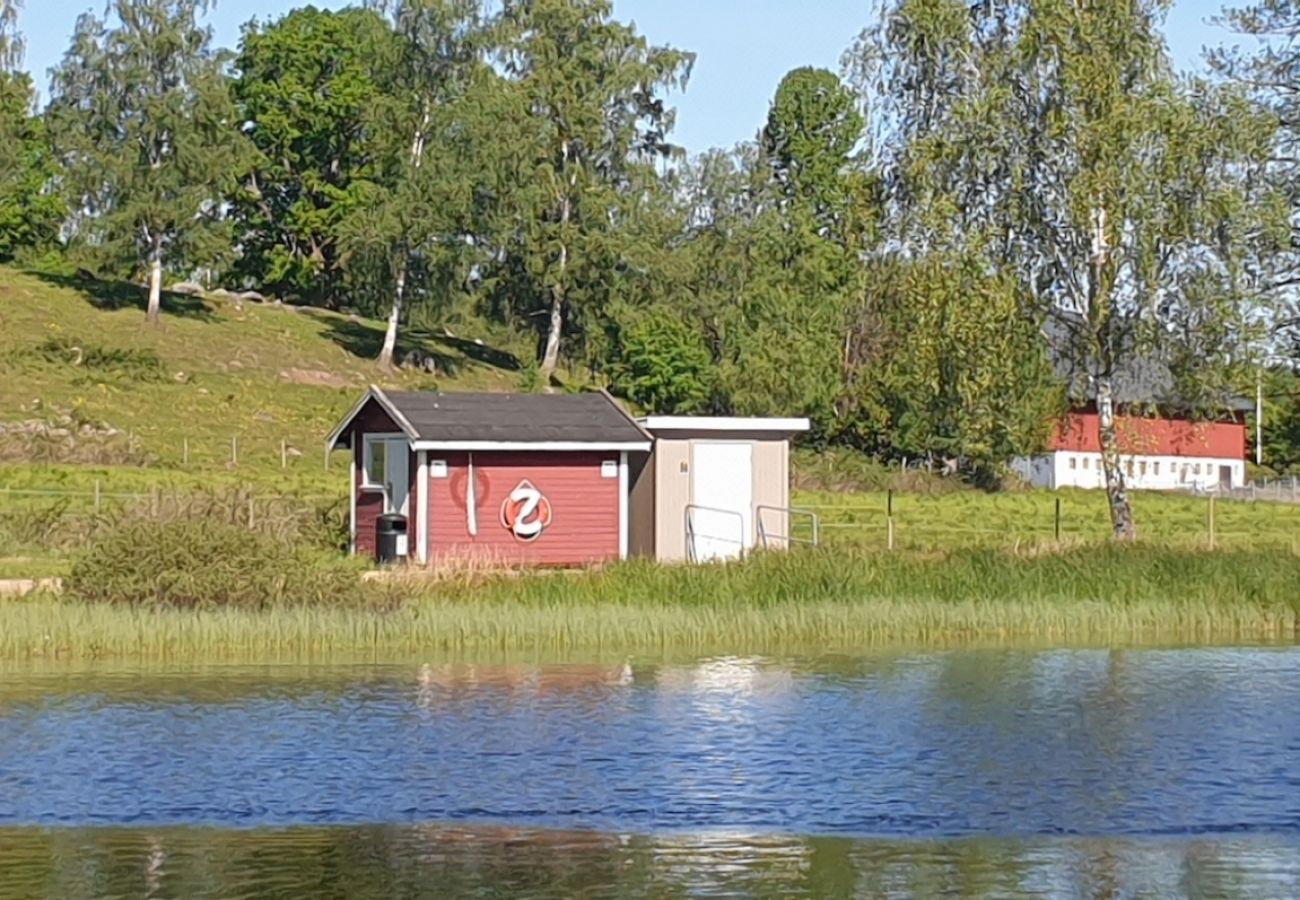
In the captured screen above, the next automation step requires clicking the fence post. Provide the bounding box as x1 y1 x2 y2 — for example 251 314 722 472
887 516 895 552
1054 497 1062 542
281 439 287 470
887 490 894 518
231 435 238 467
182 437 189 466
324 443 330 472
94 479 101 514
1208 494 1216 550
247 492 255 530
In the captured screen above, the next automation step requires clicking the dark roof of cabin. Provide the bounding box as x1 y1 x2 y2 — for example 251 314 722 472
371 389 650 444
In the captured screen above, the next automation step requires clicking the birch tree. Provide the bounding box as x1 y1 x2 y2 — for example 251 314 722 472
495 0 692 382
48 0 248 323
351 0 483 369
0 0 21 70
852 0 1279 537
1214 0 1300 338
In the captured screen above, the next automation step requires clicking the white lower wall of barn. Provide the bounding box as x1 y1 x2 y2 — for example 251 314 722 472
1012 452 1245 491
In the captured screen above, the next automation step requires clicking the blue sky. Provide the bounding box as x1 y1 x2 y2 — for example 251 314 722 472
21 0 1231 154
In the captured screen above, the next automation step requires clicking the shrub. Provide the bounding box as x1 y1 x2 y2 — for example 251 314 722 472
67 518 362 610
607 307 714 414
32 337 166 383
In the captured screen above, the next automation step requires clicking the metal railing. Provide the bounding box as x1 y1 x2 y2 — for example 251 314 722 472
684 504 747 563
756 504 821 550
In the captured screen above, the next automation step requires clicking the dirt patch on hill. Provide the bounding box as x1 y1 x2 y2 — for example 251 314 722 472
278 368 354 389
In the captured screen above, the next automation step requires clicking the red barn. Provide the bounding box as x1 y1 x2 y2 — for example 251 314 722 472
327 388 652 566
1013 328 1252 491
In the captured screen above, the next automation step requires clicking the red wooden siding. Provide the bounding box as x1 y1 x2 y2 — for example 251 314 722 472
1049 412 1245 460
426 451 620 566
349 400 415 559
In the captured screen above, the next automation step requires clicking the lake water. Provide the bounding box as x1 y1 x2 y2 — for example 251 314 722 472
2 646 1300 897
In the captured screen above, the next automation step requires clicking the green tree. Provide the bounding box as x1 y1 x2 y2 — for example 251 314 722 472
605 304 713 413
230 6 395 308
0 1 62 261
48 0 251 323
852 0 1280 536
689 69 872 438
848 254 1059 468
0 73 64 261
762 66 864 236
493 0 693 382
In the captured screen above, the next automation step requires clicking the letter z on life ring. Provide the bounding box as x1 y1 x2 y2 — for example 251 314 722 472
500 480 553 541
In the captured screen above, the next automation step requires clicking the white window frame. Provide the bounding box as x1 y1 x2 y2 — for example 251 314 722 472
361 432 405 492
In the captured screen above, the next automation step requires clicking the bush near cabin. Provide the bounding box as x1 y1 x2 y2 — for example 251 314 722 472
68 518 363 610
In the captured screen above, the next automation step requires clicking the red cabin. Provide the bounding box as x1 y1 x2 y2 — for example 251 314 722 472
327 388 652 566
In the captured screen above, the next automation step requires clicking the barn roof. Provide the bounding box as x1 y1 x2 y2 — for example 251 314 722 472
327 387 653 451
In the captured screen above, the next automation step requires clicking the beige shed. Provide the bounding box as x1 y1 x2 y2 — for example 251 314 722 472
628 416 811 562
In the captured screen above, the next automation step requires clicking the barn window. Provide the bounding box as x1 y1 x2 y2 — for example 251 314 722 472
1082 457 1090 470
1194 463 1201 476
1139 461 1147 477
1069 456 1077 471
1153 462 1160 476
1126 460 1134 477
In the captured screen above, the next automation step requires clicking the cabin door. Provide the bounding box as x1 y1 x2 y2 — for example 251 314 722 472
689 442 753 561
1219 465 1233 491
386 441 410 515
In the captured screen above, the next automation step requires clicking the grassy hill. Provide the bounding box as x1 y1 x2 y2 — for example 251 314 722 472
0 266 533 493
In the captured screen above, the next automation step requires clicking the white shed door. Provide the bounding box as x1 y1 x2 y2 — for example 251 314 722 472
690 442 753 561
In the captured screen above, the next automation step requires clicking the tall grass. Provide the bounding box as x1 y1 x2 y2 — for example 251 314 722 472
5 545 1298 660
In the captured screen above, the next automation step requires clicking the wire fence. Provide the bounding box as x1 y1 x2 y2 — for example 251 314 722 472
795 490 1300 553
1220 477 1300 504
0 423 343 472
0 485 346 558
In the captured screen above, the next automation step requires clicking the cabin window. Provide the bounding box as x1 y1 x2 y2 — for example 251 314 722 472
1082 457 1090 470
362 435 389 489
1139 461 1147 477
1069 456 1077 471
1194 463 1202 476
1153 462 1160 476
1125 460 1134 477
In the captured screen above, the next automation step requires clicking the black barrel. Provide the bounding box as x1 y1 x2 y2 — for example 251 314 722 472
376 513 408 563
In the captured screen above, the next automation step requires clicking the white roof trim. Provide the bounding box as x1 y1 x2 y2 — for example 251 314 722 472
412 440 652 452
638 416 811 433
325 385 419 449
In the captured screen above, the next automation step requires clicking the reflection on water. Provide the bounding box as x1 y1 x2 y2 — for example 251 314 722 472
3 647 1300 896
3 826 1300 898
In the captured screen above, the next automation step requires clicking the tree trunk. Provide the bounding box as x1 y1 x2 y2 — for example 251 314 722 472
538 140 572 386
378 257 406 370
1096 376 1136 540
539 293 563 382
375 103 430 370
146 249 163 324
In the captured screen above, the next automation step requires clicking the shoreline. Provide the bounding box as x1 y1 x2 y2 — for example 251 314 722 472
5 543 1300 660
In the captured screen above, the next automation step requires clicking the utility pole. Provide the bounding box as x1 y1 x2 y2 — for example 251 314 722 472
1257 376 1264 467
